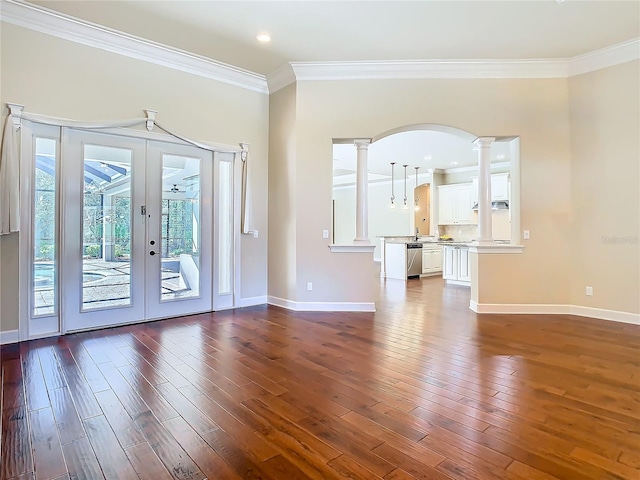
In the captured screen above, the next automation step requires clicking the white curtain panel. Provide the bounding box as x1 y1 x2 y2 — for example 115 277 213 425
0 114 19 235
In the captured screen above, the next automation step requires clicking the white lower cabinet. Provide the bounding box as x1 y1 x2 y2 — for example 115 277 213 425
422 245 443 275
442 245 471 286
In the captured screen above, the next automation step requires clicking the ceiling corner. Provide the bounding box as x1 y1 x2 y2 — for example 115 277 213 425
266 64 296 94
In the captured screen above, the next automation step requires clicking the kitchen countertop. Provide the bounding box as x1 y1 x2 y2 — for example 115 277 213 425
382 237 511 246
383 238 474 246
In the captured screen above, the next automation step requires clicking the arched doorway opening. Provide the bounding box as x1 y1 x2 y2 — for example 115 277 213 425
332 124 520 264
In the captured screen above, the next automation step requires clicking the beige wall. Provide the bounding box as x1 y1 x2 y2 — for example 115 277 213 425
268 84 298 301
568 60 640 314
288 77 573 305
268 83 377 304
0 24 269 332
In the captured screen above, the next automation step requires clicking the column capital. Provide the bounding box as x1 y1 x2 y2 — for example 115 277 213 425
354 138 372 149
473 137 496 147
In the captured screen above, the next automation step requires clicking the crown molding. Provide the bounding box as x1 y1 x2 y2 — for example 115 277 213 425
2 0 637 95
273 39 639 90
568 38 640 77
290 59 570 83
0 0 269 94
266 64 296 94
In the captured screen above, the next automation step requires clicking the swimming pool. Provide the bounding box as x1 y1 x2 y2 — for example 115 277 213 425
34 263 105 288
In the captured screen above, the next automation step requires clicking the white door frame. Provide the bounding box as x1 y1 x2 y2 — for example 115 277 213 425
18 122 243 340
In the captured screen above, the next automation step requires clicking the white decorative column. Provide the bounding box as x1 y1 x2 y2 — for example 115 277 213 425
474 137 495 244
353 139 371 245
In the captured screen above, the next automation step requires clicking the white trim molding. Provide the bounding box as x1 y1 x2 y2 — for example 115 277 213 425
266 64 296 94
272 39 640 92
469 302 639 325
0 0 268 94
0 329 20 345
569 38 640 77
569 306 640 325
238 296 268 308
268 296 376 312
291 59 569 82
328 244 376 253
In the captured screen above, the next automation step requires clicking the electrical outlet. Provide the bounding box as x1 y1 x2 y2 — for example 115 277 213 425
307 282 313 291
322 230 329 239
586 286 593 296
253 229 259 238
523 230 530 240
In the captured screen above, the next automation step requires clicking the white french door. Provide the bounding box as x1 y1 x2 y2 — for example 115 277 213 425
34 128 216 333
144 141 213 320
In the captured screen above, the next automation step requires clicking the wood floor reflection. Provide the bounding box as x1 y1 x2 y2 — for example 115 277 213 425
2 276 639 479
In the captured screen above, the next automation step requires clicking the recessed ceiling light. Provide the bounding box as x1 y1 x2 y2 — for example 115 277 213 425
451 161 458 166
424 155 432 160
256 33 271 43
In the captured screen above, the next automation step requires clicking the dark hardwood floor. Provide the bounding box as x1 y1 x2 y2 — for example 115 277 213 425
2 276 639 480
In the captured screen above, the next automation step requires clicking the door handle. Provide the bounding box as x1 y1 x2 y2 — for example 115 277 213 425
150 251 157 256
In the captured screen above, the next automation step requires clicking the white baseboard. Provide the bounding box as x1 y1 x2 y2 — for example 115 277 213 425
569 305 640 325
0 329 20 345
238 295 268 307
469 301 639 325
268 296 376 312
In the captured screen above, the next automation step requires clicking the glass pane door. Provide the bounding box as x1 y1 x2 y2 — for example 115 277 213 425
145 142 212 320
62 130 146 332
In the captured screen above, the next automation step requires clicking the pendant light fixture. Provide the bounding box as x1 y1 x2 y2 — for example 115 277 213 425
414 166 420 211
389 162 396 208
403 164 408 210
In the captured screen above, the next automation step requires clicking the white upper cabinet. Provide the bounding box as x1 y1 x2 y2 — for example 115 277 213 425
437 183 476 225
491 173 509 201
471 172 510 203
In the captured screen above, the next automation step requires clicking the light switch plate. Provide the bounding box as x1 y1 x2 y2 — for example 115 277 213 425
253 229 259 238
523 230 530 240
307 282 313 291
322 230 329 239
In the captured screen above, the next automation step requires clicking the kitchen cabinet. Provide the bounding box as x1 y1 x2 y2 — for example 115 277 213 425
442 245 470 286
422 245 442 275
491 173 509 201
471 173 510 203
437 184 475 225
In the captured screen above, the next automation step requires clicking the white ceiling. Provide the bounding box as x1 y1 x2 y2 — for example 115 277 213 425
29 1 640 77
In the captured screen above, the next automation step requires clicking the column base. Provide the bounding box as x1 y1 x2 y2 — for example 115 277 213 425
353 238 372 245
